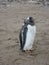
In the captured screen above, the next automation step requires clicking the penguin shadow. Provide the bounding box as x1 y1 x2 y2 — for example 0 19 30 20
19 48 38 57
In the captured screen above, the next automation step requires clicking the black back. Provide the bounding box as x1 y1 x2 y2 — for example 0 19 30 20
19 24 28 51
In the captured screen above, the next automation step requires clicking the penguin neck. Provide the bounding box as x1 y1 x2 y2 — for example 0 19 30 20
29 22 35 26
24 22 35 26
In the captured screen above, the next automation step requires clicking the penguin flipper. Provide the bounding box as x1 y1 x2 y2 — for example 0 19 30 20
22 26 28 50
19 30 23 50
19 25 28 51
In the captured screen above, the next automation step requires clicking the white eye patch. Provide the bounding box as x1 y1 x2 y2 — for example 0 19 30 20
22 23 24 26
27 17 29 20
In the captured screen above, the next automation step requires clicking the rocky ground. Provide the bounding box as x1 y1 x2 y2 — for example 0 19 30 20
0 2 49 65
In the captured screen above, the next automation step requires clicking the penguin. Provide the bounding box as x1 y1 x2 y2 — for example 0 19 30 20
19 17 36 52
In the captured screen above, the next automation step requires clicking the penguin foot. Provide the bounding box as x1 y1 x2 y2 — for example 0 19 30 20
29 50 33 52
20 48 25 52
21 50 25 52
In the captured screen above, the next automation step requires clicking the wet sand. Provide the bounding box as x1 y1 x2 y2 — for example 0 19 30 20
0 3 49 65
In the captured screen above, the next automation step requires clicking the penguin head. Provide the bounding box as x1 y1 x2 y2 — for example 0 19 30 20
27 17 34 23
24 17 35 25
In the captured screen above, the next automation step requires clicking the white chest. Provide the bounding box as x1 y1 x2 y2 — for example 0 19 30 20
23 25 36 50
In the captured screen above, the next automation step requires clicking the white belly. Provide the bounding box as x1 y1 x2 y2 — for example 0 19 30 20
23 25 36 50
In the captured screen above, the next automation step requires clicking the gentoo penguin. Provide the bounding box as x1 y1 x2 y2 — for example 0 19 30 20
19 17 36 52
